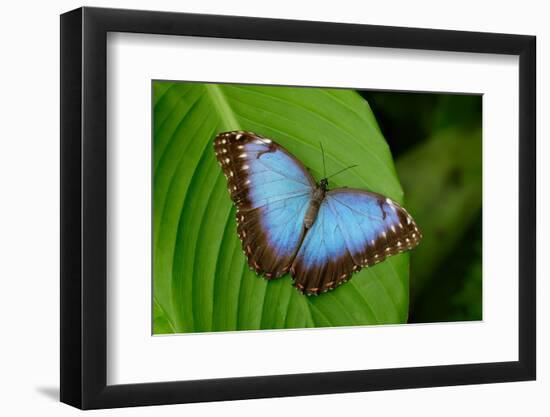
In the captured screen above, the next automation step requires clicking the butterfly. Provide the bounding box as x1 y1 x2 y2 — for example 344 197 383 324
214 131 421 296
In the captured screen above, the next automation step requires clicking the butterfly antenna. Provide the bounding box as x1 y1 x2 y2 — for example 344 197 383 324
327 164 358 179
320 142 327 178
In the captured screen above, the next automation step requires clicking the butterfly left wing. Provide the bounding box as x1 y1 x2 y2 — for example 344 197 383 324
291 188 421 295
214 131 315 279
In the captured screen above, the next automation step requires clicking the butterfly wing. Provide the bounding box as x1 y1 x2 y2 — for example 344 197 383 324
291 188 421 295
214 131 315 278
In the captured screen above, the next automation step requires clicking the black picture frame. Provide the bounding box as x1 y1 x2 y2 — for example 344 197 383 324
60 6 536 410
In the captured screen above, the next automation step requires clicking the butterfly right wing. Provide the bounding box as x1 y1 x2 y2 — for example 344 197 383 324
291 188 421 295
214 131 315 279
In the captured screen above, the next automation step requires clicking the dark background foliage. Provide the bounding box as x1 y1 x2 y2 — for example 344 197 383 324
359 91 482 322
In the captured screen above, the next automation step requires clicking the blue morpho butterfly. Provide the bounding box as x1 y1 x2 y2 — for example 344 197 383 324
214 131 422 296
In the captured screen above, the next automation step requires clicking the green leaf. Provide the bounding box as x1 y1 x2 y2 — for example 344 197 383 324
153 82 409 333
153 298 176 334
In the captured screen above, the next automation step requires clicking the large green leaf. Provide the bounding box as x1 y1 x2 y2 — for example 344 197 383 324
153 82 409 333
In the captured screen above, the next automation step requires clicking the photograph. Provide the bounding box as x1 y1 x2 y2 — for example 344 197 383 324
152 81 482 334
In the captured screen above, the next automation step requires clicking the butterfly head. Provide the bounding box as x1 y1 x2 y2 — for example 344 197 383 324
319 178 329 191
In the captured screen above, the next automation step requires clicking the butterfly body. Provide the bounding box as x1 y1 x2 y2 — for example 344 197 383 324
214 131 421 295
304 180 327 229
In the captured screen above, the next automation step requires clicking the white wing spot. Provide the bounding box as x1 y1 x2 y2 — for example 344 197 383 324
221 139 227 144
235 134 243 140
239 153 247 158
242 165 249 170
224 158 230 164
245 179 251 185
391 225 396 233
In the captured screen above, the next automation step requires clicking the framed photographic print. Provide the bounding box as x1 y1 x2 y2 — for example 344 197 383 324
60 6 536 409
